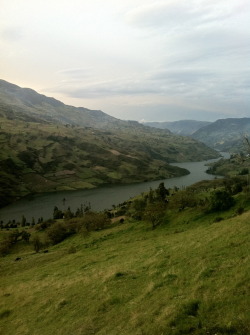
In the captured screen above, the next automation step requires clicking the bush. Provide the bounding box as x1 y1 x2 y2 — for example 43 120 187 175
170 190 197 210
236 207 244 215
79 212 111 232
32 235 43 253
143 202 166 229
47 222 73 245
0 239 12 256
209 189 235 212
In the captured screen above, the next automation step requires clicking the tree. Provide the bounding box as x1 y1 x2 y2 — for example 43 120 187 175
32 235 43 253
64 206 73 220
170 190 197 210
53 206 63 219
21 231 31 242
132 198 147 220
47 222 71 245
143 202 166 229
156 182 169 202
21 215 26 227
81 212 111 231
209 189 235 211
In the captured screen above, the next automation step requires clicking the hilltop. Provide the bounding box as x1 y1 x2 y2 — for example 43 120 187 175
192 118 250 152
0 80 218 207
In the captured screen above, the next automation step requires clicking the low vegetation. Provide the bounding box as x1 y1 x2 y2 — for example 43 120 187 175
192 117 250 152
0 177 249 334
206 154 250 177
0 80 219 207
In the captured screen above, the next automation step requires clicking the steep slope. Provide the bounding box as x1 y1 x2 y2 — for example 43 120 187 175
0 115 189 208
143 120 211 135
0 79 219 207
0 205 249 334
192 118 250 152
0 79 123 128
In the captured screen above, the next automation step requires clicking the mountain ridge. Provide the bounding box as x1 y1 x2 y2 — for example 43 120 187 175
192 117 250 152
0 79 219 207
142 119 211 135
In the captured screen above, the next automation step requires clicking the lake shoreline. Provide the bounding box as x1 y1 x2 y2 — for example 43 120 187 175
0 154 228 224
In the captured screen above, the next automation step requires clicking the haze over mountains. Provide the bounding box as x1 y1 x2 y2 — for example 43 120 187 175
145 117 250 153
192 118 250 152
0 79 218 207
143 120 211 136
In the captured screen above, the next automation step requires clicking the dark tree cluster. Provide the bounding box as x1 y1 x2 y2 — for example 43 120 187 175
0 230 31 256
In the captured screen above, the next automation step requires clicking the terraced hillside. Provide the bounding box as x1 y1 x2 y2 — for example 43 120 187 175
0 80 219 207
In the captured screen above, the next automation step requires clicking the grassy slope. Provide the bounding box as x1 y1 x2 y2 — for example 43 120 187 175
192 118 250 152
0 110 218 207
0 116 187 205
0 79 219 206
206 157 250 178
0 207 249 334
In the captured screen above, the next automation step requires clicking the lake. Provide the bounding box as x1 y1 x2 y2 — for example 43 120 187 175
0 153 229 224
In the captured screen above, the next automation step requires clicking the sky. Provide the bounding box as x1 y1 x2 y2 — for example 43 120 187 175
1 0 250 122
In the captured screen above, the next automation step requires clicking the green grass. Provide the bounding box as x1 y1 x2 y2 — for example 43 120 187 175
0 207 249 335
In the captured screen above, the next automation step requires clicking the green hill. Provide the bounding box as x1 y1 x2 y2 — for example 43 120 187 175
192 118 250 152
0 185 249 335
0 80 219 207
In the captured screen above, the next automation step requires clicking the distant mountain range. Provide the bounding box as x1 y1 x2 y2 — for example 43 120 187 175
0 79 132 130
0 79 218 207
192 118 250 152
142 120 211 136
143 117 250 153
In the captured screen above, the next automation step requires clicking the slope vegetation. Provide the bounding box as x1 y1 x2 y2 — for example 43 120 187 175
192 118 250 152
0 80 218 207
0 190 249 335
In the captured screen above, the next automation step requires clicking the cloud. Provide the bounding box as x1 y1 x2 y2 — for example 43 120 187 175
125 0 247 31
1 0 249 122
50 77 159 98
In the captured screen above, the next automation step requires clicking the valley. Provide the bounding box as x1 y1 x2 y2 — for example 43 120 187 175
0 80 218 208
0 80 250 335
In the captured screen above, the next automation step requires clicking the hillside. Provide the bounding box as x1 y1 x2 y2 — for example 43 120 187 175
0 80 219 207
0 179 249 335
143 120 211 135
192 118 250 152
0 79 123 129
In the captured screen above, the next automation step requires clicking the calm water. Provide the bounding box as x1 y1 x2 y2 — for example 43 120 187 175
0 153 229 223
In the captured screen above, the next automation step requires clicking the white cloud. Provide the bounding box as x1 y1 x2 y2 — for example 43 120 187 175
125 0 248 31
0 0 250 121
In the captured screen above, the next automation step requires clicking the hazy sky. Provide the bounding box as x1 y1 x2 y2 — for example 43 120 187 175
1 0 250 122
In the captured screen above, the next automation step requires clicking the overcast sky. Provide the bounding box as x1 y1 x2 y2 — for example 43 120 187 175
1 0 250 122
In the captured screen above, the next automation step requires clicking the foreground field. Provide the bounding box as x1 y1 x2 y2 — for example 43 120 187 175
0 207 249 335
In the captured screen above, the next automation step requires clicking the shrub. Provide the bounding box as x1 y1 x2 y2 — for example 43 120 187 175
209 189 235 212
47 222 72 245
0 239 12 256
143 202 166 229
170 190 197 210
236 207 244 215
32 235 43 253
80 212 111 232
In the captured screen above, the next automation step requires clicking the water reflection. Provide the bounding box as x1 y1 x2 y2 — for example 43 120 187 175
0 153 229 223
